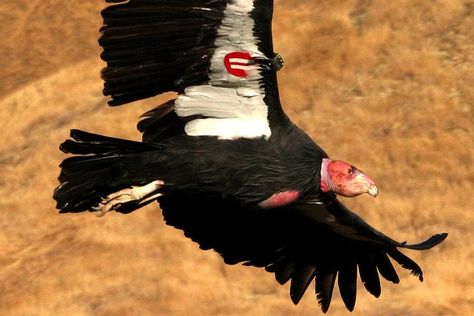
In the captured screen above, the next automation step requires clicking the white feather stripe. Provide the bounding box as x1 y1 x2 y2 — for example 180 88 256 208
236 88 260 97
179 85 237 97
175 86 267 119
184 118 271 140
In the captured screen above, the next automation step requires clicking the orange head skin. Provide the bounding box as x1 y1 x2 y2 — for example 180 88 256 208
320 158 379 197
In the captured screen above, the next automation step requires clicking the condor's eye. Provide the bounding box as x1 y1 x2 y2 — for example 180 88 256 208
347 168 353 175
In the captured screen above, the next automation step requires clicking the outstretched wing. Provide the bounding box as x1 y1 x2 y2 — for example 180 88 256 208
100 0 285 140
158 193 447 313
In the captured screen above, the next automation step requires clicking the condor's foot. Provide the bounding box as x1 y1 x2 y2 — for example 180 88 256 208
92 180 164 216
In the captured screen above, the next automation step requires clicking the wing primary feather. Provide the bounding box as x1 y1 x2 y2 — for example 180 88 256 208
358 252 381 297
137 100 176 132
100 0 227 106
274 258 296 285
338 254 357 311
387 249 424 281
315 271 337 313
290 263 317 305
373 251 400 284
400 233 448 250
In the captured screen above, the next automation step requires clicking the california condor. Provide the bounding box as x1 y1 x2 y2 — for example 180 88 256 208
53 0 447 312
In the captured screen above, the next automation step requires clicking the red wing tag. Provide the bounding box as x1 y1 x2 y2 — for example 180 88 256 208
224 52 253 78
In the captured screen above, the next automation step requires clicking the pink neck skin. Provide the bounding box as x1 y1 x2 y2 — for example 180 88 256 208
320 158 334 193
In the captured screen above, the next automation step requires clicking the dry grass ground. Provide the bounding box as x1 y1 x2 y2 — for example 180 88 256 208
0 0 472 315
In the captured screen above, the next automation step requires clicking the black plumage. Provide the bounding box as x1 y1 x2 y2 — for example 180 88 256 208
53 0 448 312
315 268 337 313
100 0 227 105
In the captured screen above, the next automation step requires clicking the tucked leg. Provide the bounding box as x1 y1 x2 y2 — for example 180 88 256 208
92 180 164 216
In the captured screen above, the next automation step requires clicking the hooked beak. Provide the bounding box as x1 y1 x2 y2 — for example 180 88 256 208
367 183 379 197
355 172 379 197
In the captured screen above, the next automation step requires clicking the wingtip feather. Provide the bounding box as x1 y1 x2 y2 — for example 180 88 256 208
358 253 381 298
387 249 424 281
402 233 448 250
338 256 357 311
290 264 316 305
315 272 336 313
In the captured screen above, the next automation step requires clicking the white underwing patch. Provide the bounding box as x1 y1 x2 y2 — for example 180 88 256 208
174 0 271 140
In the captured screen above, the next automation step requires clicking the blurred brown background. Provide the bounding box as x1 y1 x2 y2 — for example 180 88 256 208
0 0 472 315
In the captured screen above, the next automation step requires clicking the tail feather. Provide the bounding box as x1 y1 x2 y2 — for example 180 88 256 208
59 155 123 175
54 130 161 213
62 129 159 154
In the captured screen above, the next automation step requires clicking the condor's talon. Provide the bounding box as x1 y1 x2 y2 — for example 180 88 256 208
93 207 107 217
92 198 122 216
91 180 164 215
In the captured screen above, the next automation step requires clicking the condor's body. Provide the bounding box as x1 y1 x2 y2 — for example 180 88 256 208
53 0 447 312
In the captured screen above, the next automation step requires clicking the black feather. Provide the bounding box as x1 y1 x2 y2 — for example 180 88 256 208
315 270 337 313
290 263 317 305
338 253 357 311
137 101 187 143
274 258 296 285
54 129 163 212
401 233 448 250
100 0 227 106
387 249 424 281
67 129 159 153
137 100 176 132
358 252 381 297
373 251 399 284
